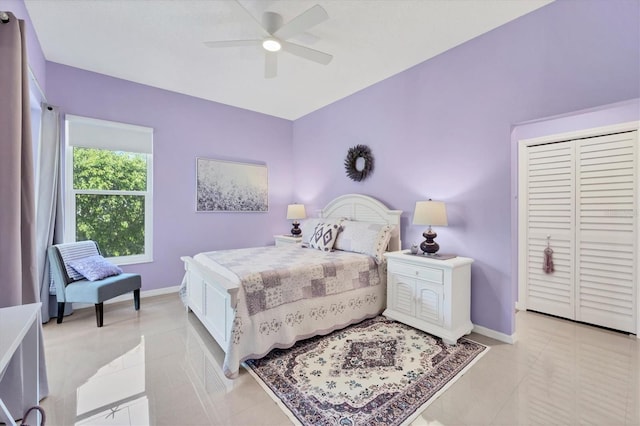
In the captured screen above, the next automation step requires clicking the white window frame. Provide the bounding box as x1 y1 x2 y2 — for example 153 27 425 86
64 115 153 265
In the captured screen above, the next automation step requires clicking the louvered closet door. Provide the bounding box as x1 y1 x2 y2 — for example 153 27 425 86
525 142 576 319
576 131 637 333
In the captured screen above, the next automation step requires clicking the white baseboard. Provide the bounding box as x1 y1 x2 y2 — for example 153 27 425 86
72 285 180 310
472 324 518 344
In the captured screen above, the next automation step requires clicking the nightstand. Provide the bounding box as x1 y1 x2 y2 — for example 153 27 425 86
383 250 474 344
274 235 303 247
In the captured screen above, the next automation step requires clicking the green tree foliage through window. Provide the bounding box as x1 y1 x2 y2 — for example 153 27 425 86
73 148 147 257
73 148 147 191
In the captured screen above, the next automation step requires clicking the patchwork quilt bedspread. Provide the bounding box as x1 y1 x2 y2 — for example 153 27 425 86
196 246 381 315
193 246 387 378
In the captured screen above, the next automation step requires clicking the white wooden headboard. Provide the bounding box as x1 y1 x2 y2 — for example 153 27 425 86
321 194 403 251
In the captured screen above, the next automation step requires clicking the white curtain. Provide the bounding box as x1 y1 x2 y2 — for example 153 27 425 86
0 11 49 420
36 104 64 323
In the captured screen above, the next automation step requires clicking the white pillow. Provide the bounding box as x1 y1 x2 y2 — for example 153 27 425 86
308 222 341 252
333 220 394 263
299 218 323 244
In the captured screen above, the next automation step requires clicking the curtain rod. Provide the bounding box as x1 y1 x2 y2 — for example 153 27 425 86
0 11 10 23
29 66 48 103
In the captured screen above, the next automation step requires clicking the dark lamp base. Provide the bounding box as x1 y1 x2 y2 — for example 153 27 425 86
291 222 302 236
420 229 440 255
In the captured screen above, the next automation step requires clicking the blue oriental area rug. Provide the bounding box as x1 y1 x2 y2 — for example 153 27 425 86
244 316 488 426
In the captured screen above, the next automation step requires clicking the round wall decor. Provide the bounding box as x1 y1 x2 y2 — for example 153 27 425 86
344 144 374 182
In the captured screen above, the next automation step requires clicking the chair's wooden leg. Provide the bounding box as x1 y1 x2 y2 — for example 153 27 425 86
57 302 65 324
134 289 140 311
95 303 104 327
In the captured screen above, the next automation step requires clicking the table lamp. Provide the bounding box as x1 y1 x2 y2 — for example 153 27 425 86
287 204 306 236
413 200 448 255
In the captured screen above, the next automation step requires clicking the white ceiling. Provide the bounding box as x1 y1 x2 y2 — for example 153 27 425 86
24 0 553 120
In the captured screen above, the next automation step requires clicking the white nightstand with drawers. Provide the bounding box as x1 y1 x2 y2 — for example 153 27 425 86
274 235 303 247
383 250 474 344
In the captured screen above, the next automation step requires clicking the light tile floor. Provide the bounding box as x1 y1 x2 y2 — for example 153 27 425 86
39 294 639 425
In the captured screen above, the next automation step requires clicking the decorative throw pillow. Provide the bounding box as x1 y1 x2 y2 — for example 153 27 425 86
67 255 123 281
333 220 394 263
309 222 341 252
56 241 101 282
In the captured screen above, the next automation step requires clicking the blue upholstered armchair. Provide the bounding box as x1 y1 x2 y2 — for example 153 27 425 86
48 241 141 327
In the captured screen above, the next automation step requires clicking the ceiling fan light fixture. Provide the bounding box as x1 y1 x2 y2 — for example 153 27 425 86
262 38 281 52
204 5 332 78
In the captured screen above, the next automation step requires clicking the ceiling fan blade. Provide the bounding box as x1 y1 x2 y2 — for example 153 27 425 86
203 39 262 48
273 4 328 40
233 0 270 37
265 51 277 79
281 41 332 65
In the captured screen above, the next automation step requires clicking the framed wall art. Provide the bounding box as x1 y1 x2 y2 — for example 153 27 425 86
196 157 268 212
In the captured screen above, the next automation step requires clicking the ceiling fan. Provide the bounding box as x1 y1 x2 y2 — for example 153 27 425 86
204 3 333 78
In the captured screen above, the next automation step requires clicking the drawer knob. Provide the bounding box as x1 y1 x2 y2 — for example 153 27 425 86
415 271 419 276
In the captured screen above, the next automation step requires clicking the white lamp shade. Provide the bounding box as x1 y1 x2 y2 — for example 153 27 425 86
286 204 306 220
413 200 448 226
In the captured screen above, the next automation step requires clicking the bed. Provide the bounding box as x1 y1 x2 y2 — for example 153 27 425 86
180 194 402 378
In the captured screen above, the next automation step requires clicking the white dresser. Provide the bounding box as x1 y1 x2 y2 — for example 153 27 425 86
383 251 473 344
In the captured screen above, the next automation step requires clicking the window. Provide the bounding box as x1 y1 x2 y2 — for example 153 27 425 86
65 115 153 265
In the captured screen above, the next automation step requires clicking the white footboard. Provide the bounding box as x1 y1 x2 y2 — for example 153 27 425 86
181 256 239 353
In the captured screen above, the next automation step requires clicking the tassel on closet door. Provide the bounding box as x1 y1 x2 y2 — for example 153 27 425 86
543 236 554 274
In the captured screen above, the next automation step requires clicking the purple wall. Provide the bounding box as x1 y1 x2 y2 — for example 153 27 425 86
292 0 640 336
46 63 293 290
